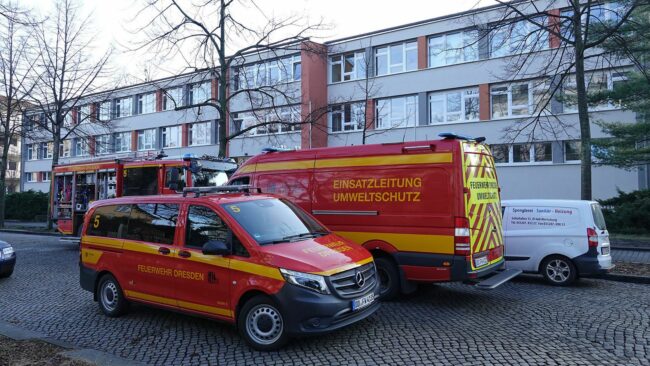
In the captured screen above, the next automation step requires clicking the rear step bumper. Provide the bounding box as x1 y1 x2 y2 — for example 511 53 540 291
473 268 522 290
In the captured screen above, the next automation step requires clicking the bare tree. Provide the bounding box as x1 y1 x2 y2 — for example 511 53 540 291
26 0 113 228
133 0 326 157
473 0 641 199
0 2 37 228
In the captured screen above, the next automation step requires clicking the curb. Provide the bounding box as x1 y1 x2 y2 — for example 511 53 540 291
0 229 61 237
0 321 145 366
602 273 650 285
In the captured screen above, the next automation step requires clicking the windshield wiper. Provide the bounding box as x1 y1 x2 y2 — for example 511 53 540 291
259 231 330 245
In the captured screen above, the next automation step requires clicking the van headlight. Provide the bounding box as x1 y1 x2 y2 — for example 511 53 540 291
279 268 330 294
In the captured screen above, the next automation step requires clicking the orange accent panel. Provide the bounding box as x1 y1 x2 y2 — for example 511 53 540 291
131 131 138 151
156 90 163 112
365 100 375 131
417 36 427 69
301 41 328 149
479 84 490 121
182 124 189 147
548 9 561 49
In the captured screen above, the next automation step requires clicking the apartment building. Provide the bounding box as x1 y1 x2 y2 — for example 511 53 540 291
21 0 647 199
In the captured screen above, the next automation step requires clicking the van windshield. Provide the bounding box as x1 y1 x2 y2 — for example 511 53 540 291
221 199 328 245
591 203 607 230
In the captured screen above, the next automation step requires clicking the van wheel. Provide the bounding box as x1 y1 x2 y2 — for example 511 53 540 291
238 295 289 351
375 257 400 301
540 256 576 286
97 274 129 317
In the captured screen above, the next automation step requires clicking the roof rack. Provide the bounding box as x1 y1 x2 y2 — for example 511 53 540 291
182 185 261 198
438 132 486 143
261 147 295 153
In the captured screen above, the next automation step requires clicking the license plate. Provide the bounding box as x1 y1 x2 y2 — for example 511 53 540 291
474 255 489 268
602 246 610 255
351 293 375 311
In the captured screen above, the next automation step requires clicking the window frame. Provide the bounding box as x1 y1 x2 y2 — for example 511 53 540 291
114 132 131 153
490 80 550 119
329 51 367 83
161 125 182 148
137 128 157 151
562 69 629 113
137 93 156 115
189 122 212 146
374 41 418 76
428 88 480 124
163 87 185 111
375 95 418 130
95 134 111 155
428 29 479 68
329 102 365 133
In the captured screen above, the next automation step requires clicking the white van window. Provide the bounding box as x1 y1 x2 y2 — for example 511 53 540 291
591 203 607 230
507 206 580 230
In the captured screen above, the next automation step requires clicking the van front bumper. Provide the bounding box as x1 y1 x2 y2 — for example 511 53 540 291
273 283 380 336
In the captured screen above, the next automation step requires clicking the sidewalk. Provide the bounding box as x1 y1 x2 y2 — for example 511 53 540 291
0 221 59 236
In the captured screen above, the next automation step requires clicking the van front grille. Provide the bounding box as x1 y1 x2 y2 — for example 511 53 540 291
328 262 377 299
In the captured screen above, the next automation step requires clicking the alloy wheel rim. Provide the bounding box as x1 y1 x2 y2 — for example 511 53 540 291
546 259 570 283
246 304 283 346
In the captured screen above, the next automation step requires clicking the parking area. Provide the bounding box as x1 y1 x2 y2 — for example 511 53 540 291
0 232 648 366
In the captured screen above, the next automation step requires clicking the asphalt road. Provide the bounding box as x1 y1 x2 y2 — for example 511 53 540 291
0 232 648 366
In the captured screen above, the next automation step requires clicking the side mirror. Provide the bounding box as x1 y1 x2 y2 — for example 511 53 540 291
167 168 180 190
202 239 230 256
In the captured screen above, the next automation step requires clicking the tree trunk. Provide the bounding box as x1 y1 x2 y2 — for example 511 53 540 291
47 132 61 230
0 139 9 229
217 0 228 158
572 0 592 200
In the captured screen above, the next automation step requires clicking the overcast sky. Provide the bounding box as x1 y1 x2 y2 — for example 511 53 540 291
22 0 496 81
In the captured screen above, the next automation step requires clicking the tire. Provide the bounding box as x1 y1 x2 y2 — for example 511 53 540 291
0 269 13 278
96 274 129 317
237 295 289 351
375 257 400 301
540 255 577 286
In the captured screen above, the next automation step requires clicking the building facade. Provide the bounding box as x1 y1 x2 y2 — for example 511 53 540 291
0 96 22 193
21 0 647 199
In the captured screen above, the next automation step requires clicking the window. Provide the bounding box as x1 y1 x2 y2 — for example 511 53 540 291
162 125 181 148
565 141 581 161
125 203 178 245
27 144 38 160
79 105 92 122
376 95 418 129
87 205 131 238
123 167 159 196
59 140 71 158
490 18 549 58
533 142 553 162
561 3 627 42
512 143 531 163
562 70 628 113
428 30 478 68
137 129 157 151
235 55 301 90
186 205 229 249
98 101 112 121
40 142 54 159
165 166 186 192
491 144 510 164
189 122 211 146
114 132 131 153
76 138 89 157
25 172 35 182
41 172 51 182
63 112 73 127
137 93 156 114
330 51 366 83
7 161 17 170
429 88 479 124
163 87 184 111
232 107 300 136
491 80 549 118
330 103 365 132
96 135 111 155
189 82 211 105
375 41 417 76
115 97 133 118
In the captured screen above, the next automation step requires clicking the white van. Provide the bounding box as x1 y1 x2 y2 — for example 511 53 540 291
501 200 613 285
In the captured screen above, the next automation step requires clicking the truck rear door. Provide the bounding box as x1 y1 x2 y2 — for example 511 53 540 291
461 141 504 271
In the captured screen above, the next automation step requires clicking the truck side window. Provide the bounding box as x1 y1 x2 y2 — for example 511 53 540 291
125 203 178 244
165 167 186 192
230 176 250 186
186 206 229 249
87 204 131 239
123 167 159 196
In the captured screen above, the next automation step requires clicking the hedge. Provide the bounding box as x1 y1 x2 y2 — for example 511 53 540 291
598 189 650 234
4 190 49 221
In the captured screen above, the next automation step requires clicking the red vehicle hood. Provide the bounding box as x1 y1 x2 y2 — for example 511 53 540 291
257 234 372 275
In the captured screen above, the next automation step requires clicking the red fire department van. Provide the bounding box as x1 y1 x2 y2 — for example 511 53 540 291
52 153 237 236
79 186 379 350
228 134 521 299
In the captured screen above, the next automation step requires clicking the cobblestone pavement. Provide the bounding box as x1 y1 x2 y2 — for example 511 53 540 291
611 249 650 264
0 232 648 366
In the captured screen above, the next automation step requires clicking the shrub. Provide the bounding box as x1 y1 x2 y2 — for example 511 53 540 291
5 190 49 221
598 189 650 234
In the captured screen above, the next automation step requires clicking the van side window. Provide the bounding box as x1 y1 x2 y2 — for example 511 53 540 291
230 176 250 186
125 203 179 244
87 205 131 239
186 205 229 249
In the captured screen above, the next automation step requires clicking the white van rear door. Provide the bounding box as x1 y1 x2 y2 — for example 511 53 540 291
590 203 610 255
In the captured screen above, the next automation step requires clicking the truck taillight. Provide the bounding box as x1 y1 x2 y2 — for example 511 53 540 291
455 217 471 255
587 227 599 247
